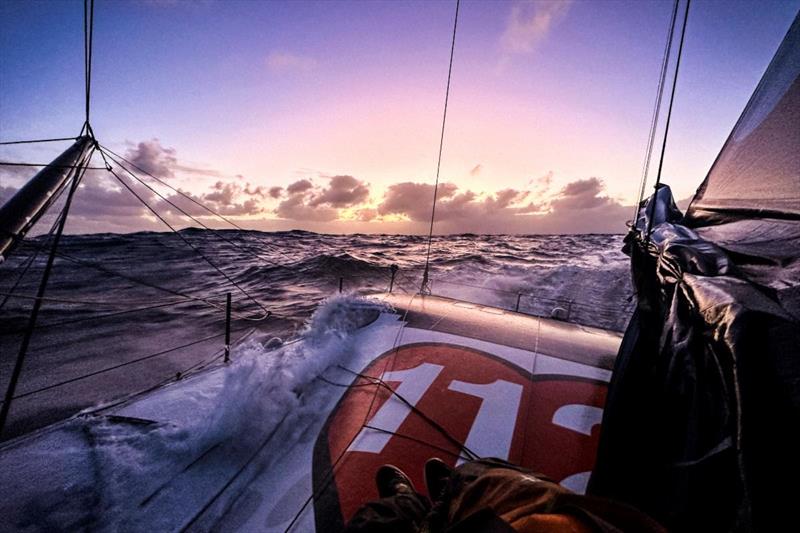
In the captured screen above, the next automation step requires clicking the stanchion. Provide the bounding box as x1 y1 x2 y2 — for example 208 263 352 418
224 292 231 363
515 292 522 312
389 264 398 293
339 277 344 293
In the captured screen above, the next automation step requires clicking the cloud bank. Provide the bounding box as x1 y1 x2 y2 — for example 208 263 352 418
2 138 635 236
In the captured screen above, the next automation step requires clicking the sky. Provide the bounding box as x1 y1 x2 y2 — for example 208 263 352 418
1 0 798 235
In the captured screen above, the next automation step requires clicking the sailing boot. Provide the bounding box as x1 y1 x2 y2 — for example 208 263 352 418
376 464 416 498
424 458 454 502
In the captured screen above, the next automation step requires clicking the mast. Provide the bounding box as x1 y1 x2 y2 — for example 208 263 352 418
0 135 94 260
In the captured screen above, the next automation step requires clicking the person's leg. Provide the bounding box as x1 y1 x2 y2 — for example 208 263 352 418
344 465 431 533
344 493 431 533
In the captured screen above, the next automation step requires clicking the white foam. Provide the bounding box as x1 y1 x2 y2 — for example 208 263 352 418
0 295 389 532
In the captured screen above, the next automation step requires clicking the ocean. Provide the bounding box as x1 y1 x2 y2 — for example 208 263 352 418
0 230 633 441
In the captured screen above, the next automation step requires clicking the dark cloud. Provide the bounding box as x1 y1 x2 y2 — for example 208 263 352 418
274 175 371 221
166 180 265 217
244 183 267 197
127 139 178 179
125 139 223 179
550 177 614 210
470 164 482 176
275 191 338 221
378 182 452 221
308 175 369 208
268 186 283 199
286 179 313 194
72 171 152 218
377 182 539 224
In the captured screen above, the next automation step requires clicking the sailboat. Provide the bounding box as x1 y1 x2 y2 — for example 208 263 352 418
0 0 797 531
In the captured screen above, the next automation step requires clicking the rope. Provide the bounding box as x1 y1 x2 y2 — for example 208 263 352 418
646 0 691 240
0 147 94 437
105 166 271 319
0 137 78 146
632 0 681 225
421 0 460 294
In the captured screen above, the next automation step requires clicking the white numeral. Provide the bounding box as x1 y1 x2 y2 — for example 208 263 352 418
348 363 444 453
448 380 523 464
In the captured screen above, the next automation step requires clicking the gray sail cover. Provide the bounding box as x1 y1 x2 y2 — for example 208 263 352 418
590 11 800 533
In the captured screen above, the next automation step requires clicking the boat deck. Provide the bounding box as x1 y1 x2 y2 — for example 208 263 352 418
0 294 623 532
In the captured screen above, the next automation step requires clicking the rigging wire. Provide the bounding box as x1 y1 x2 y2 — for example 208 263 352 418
99 144 296 262
0 327 251 404
0 299 195 336
646 0 692 241
0 291 187 308
9 238 264 321
0 147 94 437
420 0 460 294
0 181 73 311
632 0 681 225
105 166 271 320
100 148 287 269
78 328 257 416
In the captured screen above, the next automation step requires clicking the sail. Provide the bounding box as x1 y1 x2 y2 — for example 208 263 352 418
687 12 800 222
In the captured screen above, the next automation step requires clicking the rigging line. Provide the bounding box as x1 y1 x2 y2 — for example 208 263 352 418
83 0 94 126
9 239 260 320
0 162 106 169
100 145 295 260
0 181 72 311
335 365 479 460
0 292 186 308
0 327 251 404
0 137 78 146
99 145 246 230
360 424 473 462
79 328 257 416
101 148 286 269
646 0 691 241
105 166 271 319
99 144 296 261
0 147 93 437
181 411 292 532
0 300 195 337
284 292 420 533
632 0 680 225
421 0 460 294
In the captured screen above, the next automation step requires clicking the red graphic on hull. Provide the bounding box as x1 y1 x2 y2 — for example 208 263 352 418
313 343 607 527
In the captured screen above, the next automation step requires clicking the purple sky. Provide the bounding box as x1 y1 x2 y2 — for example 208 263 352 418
1 0 798 234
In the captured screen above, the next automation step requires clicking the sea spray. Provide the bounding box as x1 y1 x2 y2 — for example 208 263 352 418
196 294 388 449
1 295 390 532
